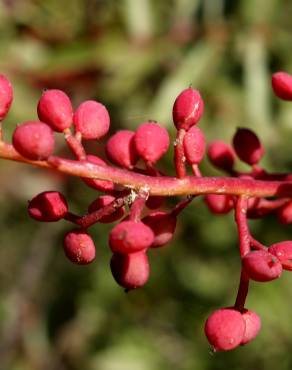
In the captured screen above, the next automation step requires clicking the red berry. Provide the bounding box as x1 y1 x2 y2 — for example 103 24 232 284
109 220 154 254
37 89 73 132
241 309 261 345
242 250 282 282
145 195 165 210
183 126 205 165
142 211 177 248
134 122 170 164
28 191 68 222
88 195 125 223
233 128 264 165
63 229 96 265
110 251 150 290
269 241 292 271
207 141 235 171
172 88 204 130
271 71 292 101
82 155 114 192
12 120 55 160
277 201 292 224
204 194 234 214
105 130 138 169
204 308 245 351
0 74 13 120
73 100 110 140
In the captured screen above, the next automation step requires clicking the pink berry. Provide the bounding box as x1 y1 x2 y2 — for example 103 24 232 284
242 250 282 282
204 308 245 351
207 141 235 171
233 128 264 165
142 211 177 248
269 241 292 271
88 195 125 223
134 122 170 164
82 155 114 192
109 220 154 254
12 120 55 160
0 74 13 120
241 309 261 345
172 88 204 130
277 201 292 224
73 100 110 140
63 229 96 265
204 194 234 214
37 89 73 132
28 191 68 222
105 130 138 169
183 126 205 165
110 251 150 290
271 71 292 100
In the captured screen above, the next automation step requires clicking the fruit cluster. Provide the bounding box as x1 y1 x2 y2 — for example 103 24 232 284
1 71 292 352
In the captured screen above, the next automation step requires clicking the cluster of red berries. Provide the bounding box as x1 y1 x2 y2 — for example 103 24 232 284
1 70 292 352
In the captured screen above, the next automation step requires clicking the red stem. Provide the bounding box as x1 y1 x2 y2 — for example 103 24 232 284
129 189 149 221
234 268 250 311
174 129 187 178
235 196 250 257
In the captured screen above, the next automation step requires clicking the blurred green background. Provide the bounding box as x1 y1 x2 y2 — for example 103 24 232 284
1 0 292 369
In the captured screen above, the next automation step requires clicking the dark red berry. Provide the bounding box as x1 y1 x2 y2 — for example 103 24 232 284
82 155 114 192
88 195 125 223
271 71 292 101
0 74 13 120
242 250 282 282
105 130 138 169
12 120 55 160
73 100 110 140
204 194 234 214
269 241 292 271
241 309 261 345
134 122 170 164
109 220 154 254
63 229 96 265
172 88 204 130
110 251 150 290
204 308 245 352
37 89 73 132
28 191 68 222
233 128 264 165
183 126 205 165
142 211 177 248
207 141 235 171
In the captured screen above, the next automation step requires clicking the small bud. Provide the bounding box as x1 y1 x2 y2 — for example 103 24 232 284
204 194 234 214
183 126 205 165
241 309 261 345
207 141 235 171
73 100 110 140
172 88 204 130
271 71 292 101
12 121 55 160
63 229 96 265
37 89 73 132
28 191 68 222
277 201 292 224
233 128 264 165
82 155 114 192
88 195 125 223
0 74 13 120
269 240 292 271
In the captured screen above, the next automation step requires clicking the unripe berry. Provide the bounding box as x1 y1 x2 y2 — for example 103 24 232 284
63 229 96 265
73 100 110 140
134 122 170 164
271 71 292 100
207 141 235 171
12 121 55 160
277 201 292 224
88 195 125 223
241 309 261 345
142 211 177 248
28 191 68 222
204 194 234 214
0 74 13 120
204 308 245 352
233 128 264 165
37 89 73 132
110 251 150 290
82 155 114 192
269 241 292 271
172 88 204 130
183 126 205 165
105 130 138 169
109 220 154 254
242 250 282 282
